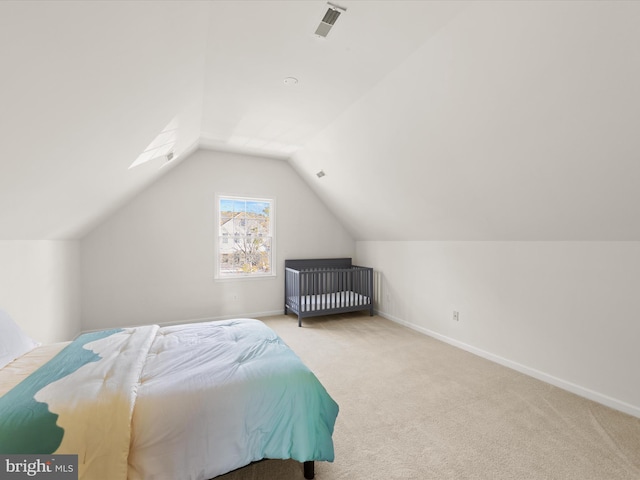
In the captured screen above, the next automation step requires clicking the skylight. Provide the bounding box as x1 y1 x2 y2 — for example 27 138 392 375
129 119 178 169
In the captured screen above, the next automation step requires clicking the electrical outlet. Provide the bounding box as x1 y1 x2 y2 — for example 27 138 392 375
453 310 459 322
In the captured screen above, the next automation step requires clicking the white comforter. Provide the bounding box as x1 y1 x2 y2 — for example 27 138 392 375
0 319 339 480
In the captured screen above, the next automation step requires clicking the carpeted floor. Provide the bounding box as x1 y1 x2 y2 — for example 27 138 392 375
218 313 640 479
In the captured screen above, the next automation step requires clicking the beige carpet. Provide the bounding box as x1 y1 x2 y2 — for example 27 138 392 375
218 313 640 480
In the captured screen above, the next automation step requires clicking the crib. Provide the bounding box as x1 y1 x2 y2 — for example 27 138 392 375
284 258 374 327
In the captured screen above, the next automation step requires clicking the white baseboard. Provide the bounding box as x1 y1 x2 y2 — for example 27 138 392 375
376 309 640 419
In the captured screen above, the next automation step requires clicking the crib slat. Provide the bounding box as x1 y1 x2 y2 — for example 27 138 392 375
343 270 347 307
303 271 308 313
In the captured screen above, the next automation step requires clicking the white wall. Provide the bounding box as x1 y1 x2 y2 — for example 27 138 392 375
0 241 80 343
81 149 355 330
357 241 640 418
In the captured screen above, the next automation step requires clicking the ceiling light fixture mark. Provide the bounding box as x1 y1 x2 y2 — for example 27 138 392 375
283 77 298 86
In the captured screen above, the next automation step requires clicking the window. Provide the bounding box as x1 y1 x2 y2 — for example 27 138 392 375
216 195 274 278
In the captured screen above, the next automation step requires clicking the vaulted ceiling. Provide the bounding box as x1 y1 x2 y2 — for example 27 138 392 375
2 1 639 240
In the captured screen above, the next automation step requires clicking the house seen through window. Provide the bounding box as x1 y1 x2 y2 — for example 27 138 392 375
217 196 273 278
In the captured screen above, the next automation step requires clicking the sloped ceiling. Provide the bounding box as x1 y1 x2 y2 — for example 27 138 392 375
1 1 639 241
293 1 640 240
0 1 208 239
199 0 466 155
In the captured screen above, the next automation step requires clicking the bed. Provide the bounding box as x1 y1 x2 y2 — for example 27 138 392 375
0 310 338 480
284 258 374 326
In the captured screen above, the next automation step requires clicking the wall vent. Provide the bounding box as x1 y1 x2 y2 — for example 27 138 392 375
315 3 346 38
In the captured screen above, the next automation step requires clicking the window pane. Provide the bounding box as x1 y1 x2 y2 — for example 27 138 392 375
245 219 260 235
217 195 273 278
231 199 246 213
219 236 271 275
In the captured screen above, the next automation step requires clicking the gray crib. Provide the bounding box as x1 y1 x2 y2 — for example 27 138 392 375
284 258 374 327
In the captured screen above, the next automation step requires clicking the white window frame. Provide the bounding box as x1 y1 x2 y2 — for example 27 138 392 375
215 194 275 280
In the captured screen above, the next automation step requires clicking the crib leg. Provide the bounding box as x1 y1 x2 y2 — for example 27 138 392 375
298 316 302 327
303 461 314 479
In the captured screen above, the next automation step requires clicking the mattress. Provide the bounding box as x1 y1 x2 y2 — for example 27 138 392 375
290 291 370 312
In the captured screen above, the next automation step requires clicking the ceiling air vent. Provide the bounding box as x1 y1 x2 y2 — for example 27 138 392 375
315 2 346 38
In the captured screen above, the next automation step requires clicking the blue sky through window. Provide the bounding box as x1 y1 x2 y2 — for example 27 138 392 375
220 198 269 215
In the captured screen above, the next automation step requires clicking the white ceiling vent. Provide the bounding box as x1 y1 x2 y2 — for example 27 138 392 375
315 3 346 38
